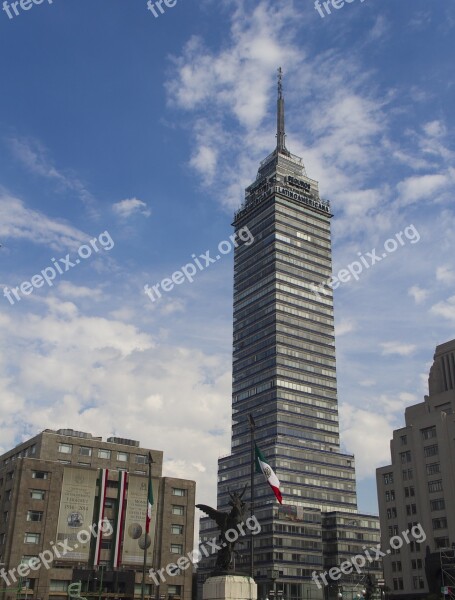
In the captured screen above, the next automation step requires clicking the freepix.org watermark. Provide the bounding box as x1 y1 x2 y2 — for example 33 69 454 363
2 0 54 20
146 0 178 18
144 226 254 303
0 519 113 586
149 515 261 585
311 224 420 300
311 523 427 589
2 230 114 306
314 0 368 19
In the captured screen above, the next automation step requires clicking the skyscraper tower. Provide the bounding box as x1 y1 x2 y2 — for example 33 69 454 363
199 70 379 600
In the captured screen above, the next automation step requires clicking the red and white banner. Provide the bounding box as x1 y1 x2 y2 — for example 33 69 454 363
113 470 128 567
93 468 108 566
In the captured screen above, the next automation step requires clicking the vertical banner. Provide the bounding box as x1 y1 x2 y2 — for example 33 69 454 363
113 470 128 567
121 474 158 565
56 467 98 561
93 468 109 566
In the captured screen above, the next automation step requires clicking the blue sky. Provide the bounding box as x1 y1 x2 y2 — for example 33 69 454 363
0 0 454 517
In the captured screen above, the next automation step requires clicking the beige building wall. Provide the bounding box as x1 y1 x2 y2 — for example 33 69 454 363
0 429 195 600
376 339 455 598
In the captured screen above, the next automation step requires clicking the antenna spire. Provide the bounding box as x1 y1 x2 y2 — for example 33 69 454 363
276 67 288 154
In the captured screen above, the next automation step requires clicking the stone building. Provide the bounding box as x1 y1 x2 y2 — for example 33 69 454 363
376 339 455 599
0 428 195 600
197 70 382 600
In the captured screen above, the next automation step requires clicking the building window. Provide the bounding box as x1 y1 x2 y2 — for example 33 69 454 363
167 585 182 596
421 426 437 440
428 480 443 493
3 511 8 523
24 533 40 544
170 544 183 554
172 488 186 497
385 490 395 502
400 451 411 464
32 471 48 479
424 444 438 458
433 517 448 529
49 581 69 592
58 444 72 454
136 455 148 464
171 524 184 535
117 452 128 462
30 490 45 500
59 460 71 464
27 511 43 522
387 508 397 519
435 537 450 548
400 435 407 445
430 498 445 511
20 556 39 567
388 525 399 537
134 585 153 596
412 576 425 590
383 472 394 485
101 540 112 549
393 579 404 591
79 447 92 457
98 449 111 459
172 505 184 516
134 470 146 475
426 463 440 476
411 559 423 569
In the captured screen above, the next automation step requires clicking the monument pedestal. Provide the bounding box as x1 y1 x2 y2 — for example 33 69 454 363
203 575 257 600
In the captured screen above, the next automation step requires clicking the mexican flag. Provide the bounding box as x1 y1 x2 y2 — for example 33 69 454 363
255 443 282 504
145 478 154 533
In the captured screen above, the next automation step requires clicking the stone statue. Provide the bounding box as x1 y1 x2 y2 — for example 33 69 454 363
196 484 249 572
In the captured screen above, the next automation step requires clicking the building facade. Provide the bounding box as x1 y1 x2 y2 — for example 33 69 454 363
198 72 381 600
0 429 195 600
376 339 455 599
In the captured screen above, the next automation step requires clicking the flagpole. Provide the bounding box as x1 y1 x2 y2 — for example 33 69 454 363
142 452 154 600
248 414 256 580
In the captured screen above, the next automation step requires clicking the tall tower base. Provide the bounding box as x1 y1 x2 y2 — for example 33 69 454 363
203 575 257 600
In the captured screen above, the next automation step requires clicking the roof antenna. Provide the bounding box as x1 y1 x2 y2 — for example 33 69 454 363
276 67 288 154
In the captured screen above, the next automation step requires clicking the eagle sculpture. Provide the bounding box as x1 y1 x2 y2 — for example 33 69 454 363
196 484 249 572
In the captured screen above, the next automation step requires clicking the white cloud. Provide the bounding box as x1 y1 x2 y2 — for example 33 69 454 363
9 137 95 210
0 194 88 251
423 120 446 138
339 404 393 478
430 296 455 323
368 15 388 41
397 171 453 206
408 285 429 305
340 391 417 478
335 319 356 336
381 342 417 356
436 265 455 285
58 281 104 300
0 295 231 506
112 198 151 218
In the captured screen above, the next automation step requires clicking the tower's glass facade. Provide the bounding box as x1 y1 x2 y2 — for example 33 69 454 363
199 77 364 600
